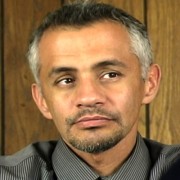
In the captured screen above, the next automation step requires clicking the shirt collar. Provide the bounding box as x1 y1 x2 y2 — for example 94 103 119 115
52 139 99 180
110 134 151 179
52 134 151 180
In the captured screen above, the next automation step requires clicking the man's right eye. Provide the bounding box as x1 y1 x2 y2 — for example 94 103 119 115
55 77 75 86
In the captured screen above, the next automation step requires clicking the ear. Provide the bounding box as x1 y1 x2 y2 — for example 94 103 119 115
142 64 161 104
31 83 53 120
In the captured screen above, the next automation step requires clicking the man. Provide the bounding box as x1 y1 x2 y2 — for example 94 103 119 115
0 1 180 179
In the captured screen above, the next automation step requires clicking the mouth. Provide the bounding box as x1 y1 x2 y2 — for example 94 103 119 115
74 115 113 129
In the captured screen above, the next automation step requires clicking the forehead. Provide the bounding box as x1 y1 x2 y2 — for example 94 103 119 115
39 21 130 48
38 21 135 71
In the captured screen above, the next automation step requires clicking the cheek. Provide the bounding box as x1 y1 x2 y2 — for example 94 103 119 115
48 101 68 136
43 85 71 114
46 94 74 127
109 86 143 119
50 100 68 120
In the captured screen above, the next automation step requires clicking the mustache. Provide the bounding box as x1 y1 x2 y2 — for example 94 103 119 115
66 108 122 126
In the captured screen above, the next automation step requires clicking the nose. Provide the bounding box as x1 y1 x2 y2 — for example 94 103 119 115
75 79 106 108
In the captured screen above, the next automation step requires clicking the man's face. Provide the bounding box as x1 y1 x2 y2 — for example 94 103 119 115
35 21 148 153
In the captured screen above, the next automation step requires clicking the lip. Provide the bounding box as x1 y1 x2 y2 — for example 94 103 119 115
75 115 112 129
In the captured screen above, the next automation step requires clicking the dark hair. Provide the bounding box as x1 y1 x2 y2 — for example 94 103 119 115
27 0 152 83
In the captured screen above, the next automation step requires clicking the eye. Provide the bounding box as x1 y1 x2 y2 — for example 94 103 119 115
101 71 122 80
103 72 119 79
55 77 75 86
99 71 124 83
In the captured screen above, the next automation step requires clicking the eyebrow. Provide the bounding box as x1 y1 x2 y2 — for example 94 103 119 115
48 67 77 78
48 59 127 78
92 59 128 70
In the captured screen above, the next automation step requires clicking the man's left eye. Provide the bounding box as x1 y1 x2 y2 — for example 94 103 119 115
102 72 119 79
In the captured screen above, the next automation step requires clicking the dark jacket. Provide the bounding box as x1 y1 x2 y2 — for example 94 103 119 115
161 157 180 180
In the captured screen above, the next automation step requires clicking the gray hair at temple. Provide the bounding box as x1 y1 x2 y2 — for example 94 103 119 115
27 0 153 83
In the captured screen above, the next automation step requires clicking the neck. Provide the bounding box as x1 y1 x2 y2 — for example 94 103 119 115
68 130 138 177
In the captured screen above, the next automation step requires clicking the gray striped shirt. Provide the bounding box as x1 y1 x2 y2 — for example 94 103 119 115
0 134 180 179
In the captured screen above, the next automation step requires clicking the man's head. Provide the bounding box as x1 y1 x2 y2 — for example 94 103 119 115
27 0 152 84
27 1 161 154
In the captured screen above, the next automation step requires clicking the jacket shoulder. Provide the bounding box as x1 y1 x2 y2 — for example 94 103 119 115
143 138 180 165
0 140 58 167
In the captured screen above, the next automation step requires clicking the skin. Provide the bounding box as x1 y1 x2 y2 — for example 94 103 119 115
32 21 161 176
